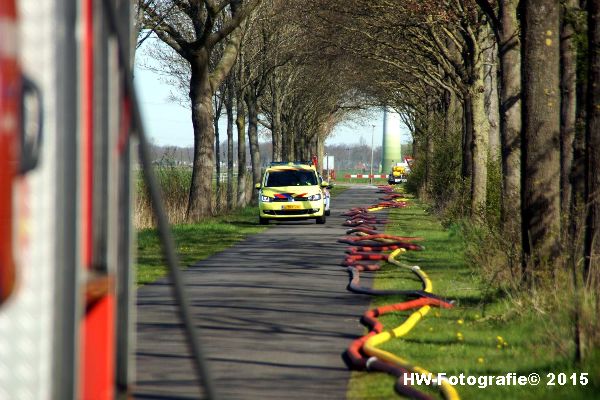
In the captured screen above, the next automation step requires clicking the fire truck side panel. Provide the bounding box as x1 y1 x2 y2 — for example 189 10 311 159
0 1 136 399
0 1 81 399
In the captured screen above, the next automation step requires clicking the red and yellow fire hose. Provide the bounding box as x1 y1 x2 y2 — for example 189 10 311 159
340 186 460 400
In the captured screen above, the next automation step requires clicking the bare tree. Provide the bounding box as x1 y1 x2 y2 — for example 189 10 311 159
311 0 493 216
234 54 248 206
141 0 261 221
225 74 235 210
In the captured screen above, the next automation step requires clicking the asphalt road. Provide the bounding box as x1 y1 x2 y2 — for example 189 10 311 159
134 186 382 400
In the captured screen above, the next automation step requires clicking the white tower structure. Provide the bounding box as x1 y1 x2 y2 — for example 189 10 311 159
382 107 403 173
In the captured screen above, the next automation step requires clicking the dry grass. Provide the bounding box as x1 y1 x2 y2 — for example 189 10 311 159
134 166 253 228
135 166 191 228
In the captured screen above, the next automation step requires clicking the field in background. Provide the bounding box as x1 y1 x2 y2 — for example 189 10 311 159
330 169 389 185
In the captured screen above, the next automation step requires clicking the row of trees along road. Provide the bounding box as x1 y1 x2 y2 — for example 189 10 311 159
139 0 364 219
139 0 600 360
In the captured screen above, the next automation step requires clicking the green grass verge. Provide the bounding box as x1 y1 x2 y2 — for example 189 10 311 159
136 187 350 286
136 206 266 285
347 201 600 399
329 184 350 198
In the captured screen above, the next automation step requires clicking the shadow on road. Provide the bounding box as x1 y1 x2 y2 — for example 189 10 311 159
134 186 382 399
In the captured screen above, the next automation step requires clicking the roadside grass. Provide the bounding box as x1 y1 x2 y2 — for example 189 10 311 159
329 184 350 198
136 186 350 286
347 201 600 399
136 206 265 285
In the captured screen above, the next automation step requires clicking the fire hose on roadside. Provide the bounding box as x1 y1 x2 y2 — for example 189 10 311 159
340 186 460 399
346 265 447 301
346 297 453 400
361 252 460 399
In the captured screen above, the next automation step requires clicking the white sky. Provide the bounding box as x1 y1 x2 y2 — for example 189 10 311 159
133 53 412 148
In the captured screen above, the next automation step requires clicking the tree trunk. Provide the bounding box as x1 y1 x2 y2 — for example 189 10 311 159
498 0 522 230
308 133 317 161
294 127 305 161
465 29 491 219
470 78 490 217
569 19 588 241
569 26 588 363
215 125 221 204
245 88 261 199
584 0 600 281
296 136 303 161
187 55 215 221
226 78 235 210
214 97 222 211
462 95 474 180
444 90 462 138
560 0 578 222
484 36 501 161
521 0 561 278
281 115 294 160
236 93 247 207
271 80 283 162
425 132 434 199
317 134 325 175
571 18 588 220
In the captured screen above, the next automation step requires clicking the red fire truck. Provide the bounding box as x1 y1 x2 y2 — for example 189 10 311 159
1 2 214 399
0 0 136 398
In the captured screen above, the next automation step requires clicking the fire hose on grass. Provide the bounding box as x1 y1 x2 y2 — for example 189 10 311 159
346 297 454 400
340 187 460 399
346 266 446 300
361 255 460 399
